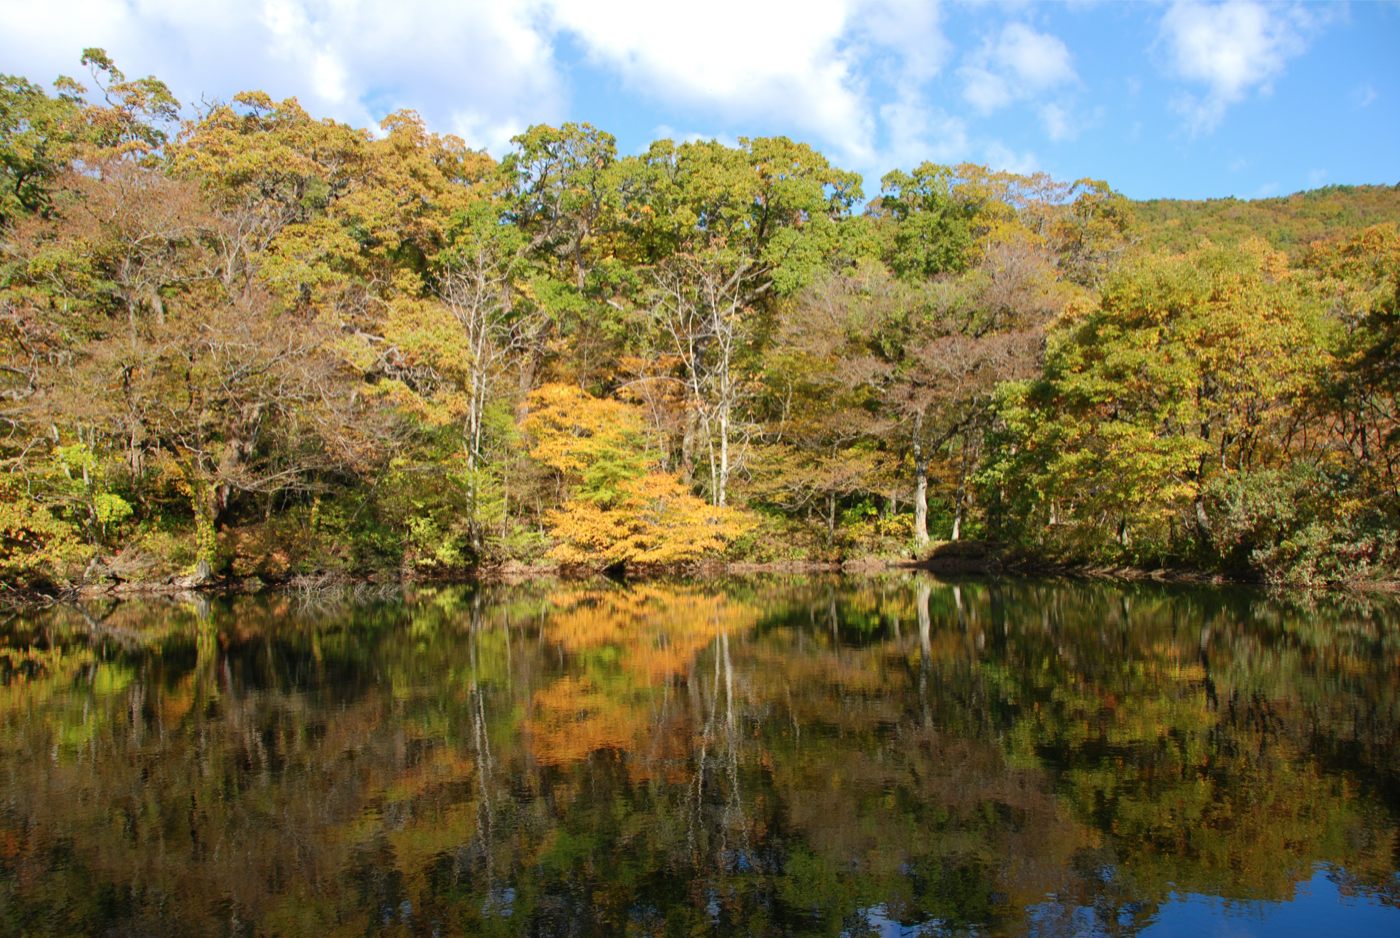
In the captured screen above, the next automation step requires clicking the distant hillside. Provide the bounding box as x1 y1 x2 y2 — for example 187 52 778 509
1131 183 1400 255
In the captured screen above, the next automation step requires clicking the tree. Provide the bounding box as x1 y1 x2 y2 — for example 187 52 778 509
377 200 539 556
1307 224 1400 495
762 261 895 542
1050 177 1136 288
982 242 1326 563
2 61 381 578
524 383 750 568
545 471 752 568
502 122 618 291
1 48 1397 585
876 162 975 280
0 74 82 226
623 136 860 507
651 252 747 506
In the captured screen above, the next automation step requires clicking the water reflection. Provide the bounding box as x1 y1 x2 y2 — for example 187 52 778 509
0 577 1397 935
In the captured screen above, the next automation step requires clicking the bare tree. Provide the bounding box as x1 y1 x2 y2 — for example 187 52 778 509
652 254 750 507
437 239 541 552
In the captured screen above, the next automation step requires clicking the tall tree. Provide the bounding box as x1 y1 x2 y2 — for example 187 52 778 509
623 136 860 507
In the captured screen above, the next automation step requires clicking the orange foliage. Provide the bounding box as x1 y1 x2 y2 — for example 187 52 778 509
525 383 752 567
547 472 753 567
546 585 758 684
523 382 650 479
525 586 760 773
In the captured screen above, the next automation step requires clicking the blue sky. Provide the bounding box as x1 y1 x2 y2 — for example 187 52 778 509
1 0 1396 200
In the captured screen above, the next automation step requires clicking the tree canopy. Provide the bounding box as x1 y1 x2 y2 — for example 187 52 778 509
3 51 1398 589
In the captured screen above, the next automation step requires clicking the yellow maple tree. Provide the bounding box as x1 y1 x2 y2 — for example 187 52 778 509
525 384 753 567
546 472 752 567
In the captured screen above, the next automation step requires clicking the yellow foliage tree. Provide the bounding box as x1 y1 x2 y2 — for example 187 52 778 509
525 383 752 567
524 382 651 499
547 472 753 567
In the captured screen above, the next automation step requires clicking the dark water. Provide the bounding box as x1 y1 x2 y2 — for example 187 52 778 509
1 576 1398 937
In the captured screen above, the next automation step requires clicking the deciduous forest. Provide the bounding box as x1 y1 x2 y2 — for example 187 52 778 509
3 52 1399 591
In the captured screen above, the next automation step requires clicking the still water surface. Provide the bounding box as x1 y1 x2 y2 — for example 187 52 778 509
1 576 1397 936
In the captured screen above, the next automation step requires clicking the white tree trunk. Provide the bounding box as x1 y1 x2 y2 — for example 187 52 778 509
912 413 929 548
717 404 730 507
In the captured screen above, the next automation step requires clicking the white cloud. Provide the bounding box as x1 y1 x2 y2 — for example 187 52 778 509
530 0 974 181
961 66 1012 113
878 96 970 171
539 1 888 167
982 140 1038 175
1159 0 1310 133
0 0 1073 191
1060 101 1104 143
851 0 951 84
1040 102 1073 141
960 22 1077 114
0 0 971 173
537 1 978 176
0 0 565 153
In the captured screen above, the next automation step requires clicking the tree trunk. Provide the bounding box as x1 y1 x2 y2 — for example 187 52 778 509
466 370 488 556
951 435 969 542
717 404 730 508
914 465 929 548
705 430 719 507
680 407 698 485
912 413 929 548
192 481 220 581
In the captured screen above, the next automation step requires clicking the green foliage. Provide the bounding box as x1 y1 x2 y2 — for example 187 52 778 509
92 492 133 528
878 162 975 279
0 73 80 223
0 482 86 587
1133 184 1400 256
982 242 1332 569
1206 465 1398 586
0 50 1396 588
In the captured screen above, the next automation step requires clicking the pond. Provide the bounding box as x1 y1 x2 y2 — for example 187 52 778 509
1 576 1397 936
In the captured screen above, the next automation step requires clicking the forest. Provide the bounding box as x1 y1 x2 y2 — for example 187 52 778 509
2 51 1399 592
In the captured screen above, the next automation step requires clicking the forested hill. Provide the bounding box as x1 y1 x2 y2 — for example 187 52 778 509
3 52 1398 594
1131 184 1400 255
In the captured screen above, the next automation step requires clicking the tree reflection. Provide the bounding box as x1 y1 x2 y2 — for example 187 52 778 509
0 578 1396 934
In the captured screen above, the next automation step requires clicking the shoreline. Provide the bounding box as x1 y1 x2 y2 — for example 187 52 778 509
6 547 1398 610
